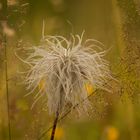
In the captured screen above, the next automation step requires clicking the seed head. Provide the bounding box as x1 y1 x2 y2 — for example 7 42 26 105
18 33 112 115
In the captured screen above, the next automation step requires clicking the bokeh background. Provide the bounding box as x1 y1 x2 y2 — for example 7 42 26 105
0 0 140 140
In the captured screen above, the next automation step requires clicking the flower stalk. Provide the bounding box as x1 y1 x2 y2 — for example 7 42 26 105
1 0 11 140
50 107 59 140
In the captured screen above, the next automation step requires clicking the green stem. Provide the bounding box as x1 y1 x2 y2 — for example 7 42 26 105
1 0 11 139
4 34 12 140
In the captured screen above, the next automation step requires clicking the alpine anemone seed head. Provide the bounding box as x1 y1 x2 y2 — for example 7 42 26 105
19 33 112 115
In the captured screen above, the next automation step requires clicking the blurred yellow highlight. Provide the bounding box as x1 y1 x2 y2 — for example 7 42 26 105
39 80 95 96
38 79 46 91
85 83 94 96
106 126 119 140
48 127 64 140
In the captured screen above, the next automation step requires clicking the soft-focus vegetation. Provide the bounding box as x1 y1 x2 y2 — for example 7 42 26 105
0 0 140 140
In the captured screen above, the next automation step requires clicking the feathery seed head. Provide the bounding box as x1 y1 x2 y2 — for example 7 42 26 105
19 33 112 115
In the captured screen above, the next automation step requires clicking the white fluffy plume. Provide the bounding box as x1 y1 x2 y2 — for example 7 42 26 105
18 33 112 115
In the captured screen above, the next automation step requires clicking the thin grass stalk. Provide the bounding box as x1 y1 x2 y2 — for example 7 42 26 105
1 0 12 139
4 34 12 140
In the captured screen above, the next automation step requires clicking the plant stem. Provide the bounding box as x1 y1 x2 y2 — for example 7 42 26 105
50 108 59 140
4 34 12 140
1 0 11 139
